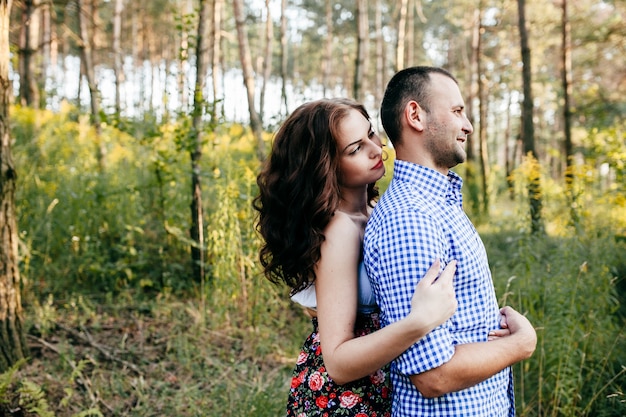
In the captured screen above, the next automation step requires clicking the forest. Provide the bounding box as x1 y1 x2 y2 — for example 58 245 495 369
0 0 624 416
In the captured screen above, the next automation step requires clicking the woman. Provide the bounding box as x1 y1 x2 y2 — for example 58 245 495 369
253 98 457 416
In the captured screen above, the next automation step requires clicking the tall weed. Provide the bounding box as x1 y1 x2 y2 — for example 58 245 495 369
483 159 626 416
11 106 625 416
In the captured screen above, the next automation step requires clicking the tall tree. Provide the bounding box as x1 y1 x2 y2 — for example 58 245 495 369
353 0 368 101
504 90 515 200
395 0 408 71
475 5 490 215
279 0 288 114
17 0 40 107
232 0 265 160
40 0 51 100
462 5 480 216
112 0 124 115
77 0 106 171
177 0 193 114
405 0 414 66
0 0 28 373
190 0 210 283
517 0 544 234
559 0 574 190
373 0 383 114
321 0 331 97
259 0 272 122
210 0 223 119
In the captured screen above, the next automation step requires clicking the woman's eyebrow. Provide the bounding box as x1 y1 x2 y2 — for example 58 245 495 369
343 139 362 152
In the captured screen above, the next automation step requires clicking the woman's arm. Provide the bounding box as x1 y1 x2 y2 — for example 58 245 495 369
315 213 457 385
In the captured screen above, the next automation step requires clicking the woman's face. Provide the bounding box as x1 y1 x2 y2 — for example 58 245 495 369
335 109 385 189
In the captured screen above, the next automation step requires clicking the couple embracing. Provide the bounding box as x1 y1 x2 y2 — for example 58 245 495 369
254 66 537 417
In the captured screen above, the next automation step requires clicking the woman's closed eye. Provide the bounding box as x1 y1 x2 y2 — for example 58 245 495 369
348 144 362 155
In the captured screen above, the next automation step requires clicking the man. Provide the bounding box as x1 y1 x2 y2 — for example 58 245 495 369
363 66 537 416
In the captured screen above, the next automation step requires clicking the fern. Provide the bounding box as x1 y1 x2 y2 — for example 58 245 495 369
0 360 24 403
18 380 55 417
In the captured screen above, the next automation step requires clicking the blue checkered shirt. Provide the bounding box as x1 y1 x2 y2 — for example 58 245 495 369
363 160 514 416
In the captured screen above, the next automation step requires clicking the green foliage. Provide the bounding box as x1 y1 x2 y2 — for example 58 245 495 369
582 122 626 190
12 290 306 416
11 103 625 416
483 171 626 416
12 104 229 297
0 359 103 417
30 295 59 338
16 380 56 417
0 360 23 401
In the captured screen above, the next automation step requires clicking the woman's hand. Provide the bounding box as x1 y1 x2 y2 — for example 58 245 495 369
407 259 457 335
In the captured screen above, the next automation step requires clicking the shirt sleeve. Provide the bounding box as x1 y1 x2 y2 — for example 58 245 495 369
375 206 456 376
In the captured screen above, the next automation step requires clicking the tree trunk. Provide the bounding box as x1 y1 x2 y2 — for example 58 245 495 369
560 0 574 191
505 91 515 200
190 0 210 284
61 1 72 98
177 0 192 114
353 0 368 101
232 0 265 160
112 0 124 116
395 0 408 71
77 0 105 171
18 0 40 107
475 7 490 215
0 0 28 373
373 0 383 116
259 0 272 122
478 73 489 215
279 0 288 114
160 32 172 122
130 0 138 109
405 0 414 66
41 1 51 98
321 0 331 97
210 0 223 119
517 0 543 234
463 6 480 216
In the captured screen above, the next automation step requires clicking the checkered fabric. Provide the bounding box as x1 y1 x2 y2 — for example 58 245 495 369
363 160 515 416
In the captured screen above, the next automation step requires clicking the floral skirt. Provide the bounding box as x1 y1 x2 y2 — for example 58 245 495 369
285 312 392 417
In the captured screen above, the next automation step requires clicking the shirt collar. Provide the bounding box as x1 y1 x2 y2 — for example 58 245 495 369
393 160 463 205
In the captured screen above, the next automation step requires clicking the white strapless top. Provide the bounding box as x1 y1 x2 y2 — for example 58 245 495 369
290 261 377 313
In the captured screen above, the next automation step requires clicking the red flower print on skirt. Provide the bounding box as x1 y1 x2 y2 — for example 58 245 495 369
285 312 392 416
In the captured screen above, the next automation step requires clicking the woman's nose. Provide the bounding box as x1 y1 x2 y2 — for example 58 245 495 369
370 140 383 157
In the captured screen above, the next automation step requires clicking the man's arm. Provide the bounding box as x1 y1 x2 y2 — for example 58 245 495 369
410 306 537 398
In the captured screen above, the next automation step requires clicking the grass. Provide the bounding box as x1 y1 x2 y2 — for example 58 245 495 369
479 195 626 417
4 216 624 417
5 107 625 416
3 294 307 417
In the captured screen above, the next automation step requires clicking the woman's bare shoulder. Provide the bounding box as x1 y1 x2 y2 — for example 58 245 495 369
326 211 362 232
324 211 364 248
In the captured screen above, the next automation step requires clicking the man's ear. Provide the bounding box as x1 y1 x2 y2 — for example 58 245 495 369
404 101 424 132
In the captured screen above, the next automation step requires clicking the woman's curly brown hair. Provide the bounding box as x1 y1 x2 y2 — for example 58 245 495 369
253 98 379 293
